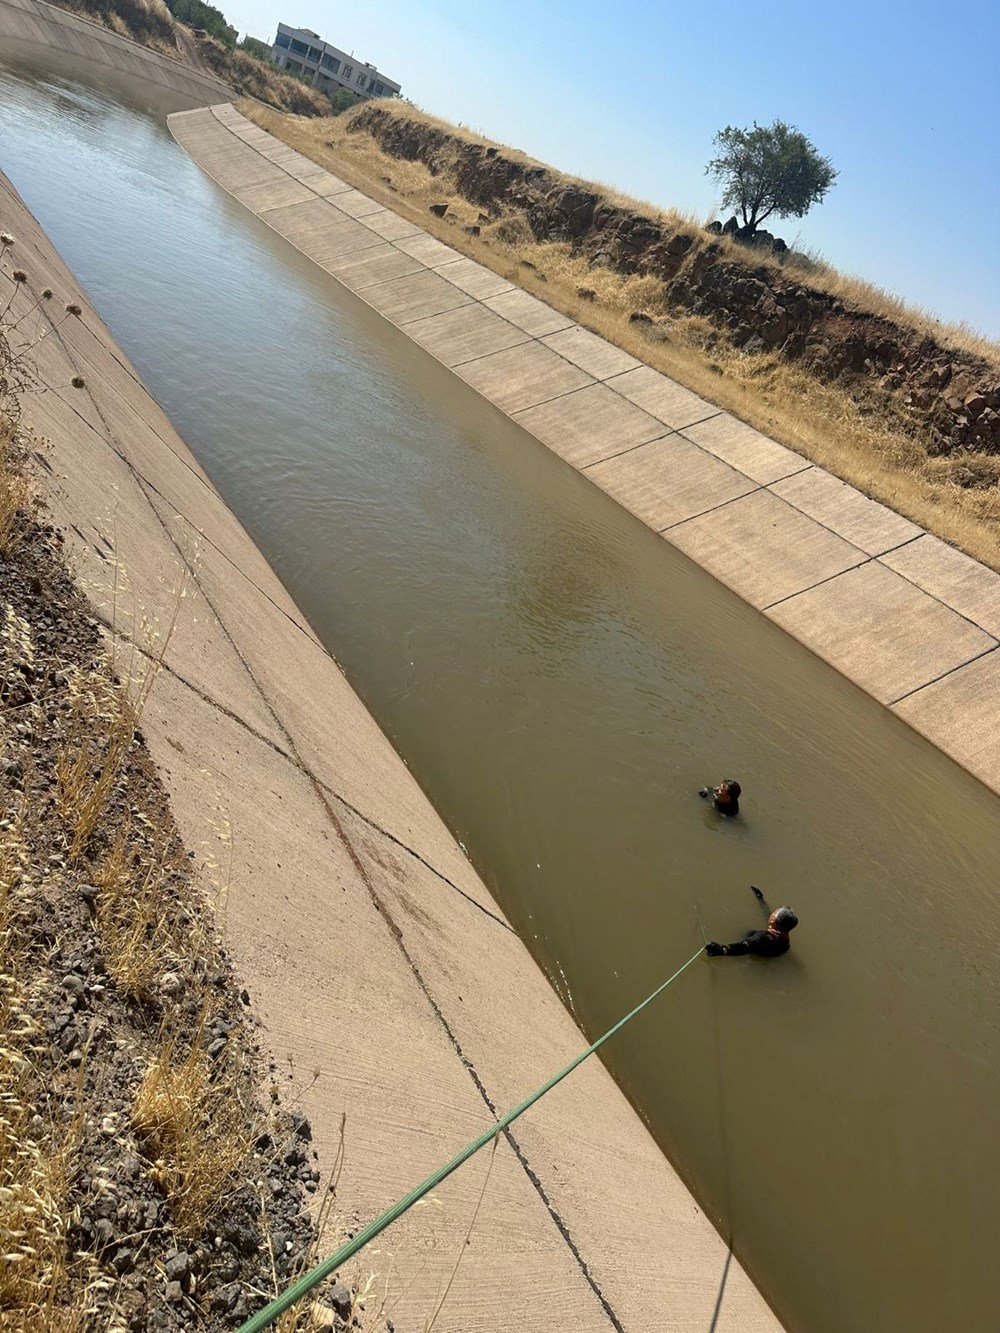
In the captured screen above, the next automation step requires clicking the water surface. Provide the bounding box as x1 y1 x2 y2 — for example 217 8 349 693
2 48 998 1332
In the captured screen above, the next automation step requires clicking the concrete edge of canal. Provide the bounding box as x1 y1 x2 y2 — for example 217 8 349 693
171 103 1000 801
0 150 784 1333
0 0 233 104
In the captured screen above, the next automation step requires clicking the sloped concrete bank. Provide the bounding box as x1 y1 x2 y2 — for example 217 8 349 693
0 0 231 104
0 170 780 1329
170 104 1000 798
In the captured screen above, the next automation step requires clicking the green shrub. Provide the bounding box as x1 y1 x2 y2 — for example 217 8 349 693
236 34 270 60
164 0 235 47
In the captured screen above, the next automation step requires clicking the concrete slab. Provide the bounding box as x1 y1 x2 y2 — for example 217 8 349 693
893 650 1000 790
361 209 423 241
308 172 354 198
770 467 922 556
330 187 387 219
321 242 426 291
681 413 810 484
606 365 719 430
361 268 474 324
403 303 531 367
483 288 575 337
541 325 641 380
193 154 276 192
280 158 335 185
16 358 288 752
667 490 867 609
306 219 388 264
881 534 1000 639
262 195 353 241
588 434 759 532
767 562 996 703
436 256 514 300
455 340 594 414
513 383 670 468
53 311 317 640
232 175 315 214
394 232 463 268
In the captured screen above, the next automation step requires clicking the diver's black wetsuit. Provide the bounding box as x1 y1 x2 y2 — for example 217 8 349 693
705 889 794 957
708 929 789 957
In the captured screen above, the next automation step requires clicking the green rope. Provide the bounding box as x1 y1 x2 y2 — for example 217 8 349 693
239 944 704 1333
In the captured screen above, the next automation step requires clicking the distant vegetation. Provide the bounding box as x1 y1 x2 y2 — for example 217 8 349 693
236 33 270 60
164 0 235 47
56 0 176 51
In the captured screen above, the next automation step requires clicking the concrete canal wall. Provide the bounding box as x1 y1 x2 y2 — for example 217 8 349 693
1 163 780 1331
0 0 232 104
169 103 1000 800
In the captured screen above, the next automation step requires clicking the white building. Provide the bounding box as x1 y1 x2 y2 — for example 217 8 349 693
270 24 401 100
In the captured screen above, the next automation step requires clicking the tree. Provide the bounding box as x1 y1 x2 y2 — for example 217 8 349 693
706 120 836 236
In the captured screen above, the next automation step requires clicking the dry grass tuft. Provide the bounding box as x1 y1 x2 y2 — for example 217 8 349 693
93 824 188 1003
54 672 135 864
0 807 106 1329
0 415 32 555
132 1018 250 1239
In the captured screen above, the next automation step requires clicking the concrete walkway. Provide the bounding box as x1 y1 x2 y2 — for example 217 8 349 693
170 103 1000 798
1 162 781 1332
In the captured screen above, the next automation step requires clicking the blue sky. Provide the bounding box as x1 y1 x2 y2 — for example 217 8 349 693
226 0 1000 339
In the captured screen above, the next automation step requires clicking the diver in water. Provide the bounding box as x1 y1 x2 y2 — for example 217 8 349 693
698 779 741 817
705 886 798 958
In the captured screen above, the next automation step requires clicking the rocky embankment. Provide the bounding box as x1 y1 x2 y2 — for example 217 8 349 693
350 104 1000 462
0 329 350 1330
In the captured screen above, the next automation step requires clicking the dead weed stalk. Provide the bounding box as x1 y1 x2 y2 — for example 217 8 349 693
131 1010 251 1239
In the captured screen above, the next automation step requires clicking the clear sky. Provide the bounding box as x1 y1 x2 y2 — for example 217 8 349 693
225 0 1000 339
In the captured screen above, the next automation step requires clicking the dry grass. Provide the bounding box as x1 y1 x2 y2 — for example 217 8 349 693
92 823 188 1003
55 674 135 864
131 1017 250 1239
0 799 107 1329
0 417 32 556
239 100 1000 570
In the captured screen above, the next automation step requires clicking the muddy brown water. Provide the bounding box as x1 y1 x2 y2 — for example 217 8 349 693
2 46 999 1333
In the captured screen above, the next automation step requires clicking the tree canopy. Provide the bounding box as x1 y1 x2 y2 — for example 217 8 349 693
706 121 836 235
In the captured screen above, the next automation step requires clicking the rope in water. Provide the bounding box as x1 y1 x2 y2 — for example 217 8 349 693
238 943 705 1332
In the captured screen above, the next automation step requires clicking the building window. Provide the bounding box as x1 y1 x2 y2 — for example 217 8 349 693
373 81 383 94
321 53 340 72
289 38 308 55
285 59 302 72
355 69 366 84
307 47 322 62
342 63 352 78
274 31 290 47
